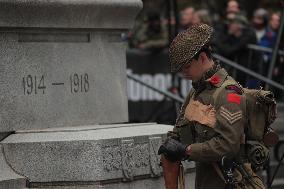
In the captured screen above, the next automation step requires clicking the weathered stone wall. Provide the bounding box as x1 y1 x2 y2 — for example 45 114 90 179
0 0 142 133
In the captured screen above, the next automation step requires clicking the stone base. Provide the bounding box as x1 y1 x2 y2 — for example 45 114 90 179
0 145 27 189
30 172 195 189
1 123 195 188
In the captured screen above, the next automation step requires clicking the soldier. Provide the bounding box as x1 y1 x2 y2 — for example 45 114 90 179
158 24 266 189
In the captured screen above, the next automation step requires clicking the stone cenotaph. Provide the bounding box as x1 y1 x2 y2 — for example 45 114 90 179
0 0 195 188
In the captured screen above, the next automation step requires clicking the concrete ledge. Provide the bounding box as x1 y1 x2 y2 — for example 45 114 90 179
2 123 172 143
0 0 142 29
0 145 27 189
1 124 178 183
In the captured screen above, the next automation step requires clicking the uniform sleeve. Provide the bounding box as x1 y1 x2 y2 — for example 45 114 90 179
167 89 195 143
167 126 181 139
189 89 246 162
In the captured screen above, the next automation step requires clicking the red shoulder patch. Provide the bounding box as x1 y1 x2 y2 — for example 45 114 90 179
227 93 241 105
209 75 221 85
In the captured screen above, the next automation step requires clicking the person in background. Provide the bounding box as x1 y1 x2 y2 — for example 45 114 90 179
270 12 283 100
179 7 195 31
213 0 242 51
224 0 247 29
226 0 240 15
213 14 258 86
192 9 212 26
252 8 277 76
129 11 168 51
253 8 276 47
269 12 281 32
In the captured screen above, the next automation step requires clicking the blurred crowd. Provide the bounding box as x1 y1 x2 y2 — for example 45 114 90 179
126 0 284 97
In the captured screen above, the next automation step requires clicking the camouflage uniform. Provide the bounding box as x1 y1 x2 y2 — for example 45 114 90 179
160 24 265 189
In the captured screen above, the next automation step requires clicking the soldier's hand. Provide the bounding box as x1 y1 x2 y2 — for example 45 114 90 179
158 138 188 162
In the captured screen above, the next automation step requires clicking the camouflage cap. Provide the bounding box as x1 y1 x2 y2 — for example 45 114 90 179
169 24 213 72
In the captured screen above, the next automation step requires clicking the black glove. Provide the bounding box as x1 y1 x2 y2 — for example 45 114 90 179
158 138 188 162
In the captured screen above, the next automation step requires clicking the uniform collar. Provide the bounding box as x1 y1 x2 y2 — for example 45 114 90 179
192 63 222 93
206 68 228 88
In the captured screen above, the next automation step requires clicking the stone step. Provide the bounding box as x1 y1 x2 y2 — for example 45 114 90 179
27 172 195 189
0 179 27 189
0 145 27 189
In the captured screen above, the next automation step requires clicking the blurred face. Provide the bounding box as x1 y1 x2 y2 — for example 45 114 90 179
192 12 201 25
180 56 203 82
227 1 240 14
228 22 242 35
253 15 265 29
270 14 280 31
226 12 236 21
180 8 194 28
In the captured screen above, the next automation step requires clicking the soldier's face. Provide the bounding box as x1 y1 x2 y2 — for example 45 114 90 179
180 57 204 82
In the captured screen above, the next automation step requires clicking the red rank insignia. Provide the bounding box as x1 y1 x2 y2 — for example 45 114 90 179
209 75 220 85
227 93 241 105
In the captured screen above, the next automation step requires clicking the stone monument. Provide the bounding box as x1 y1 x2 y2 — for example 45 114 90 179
0 0 195 188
